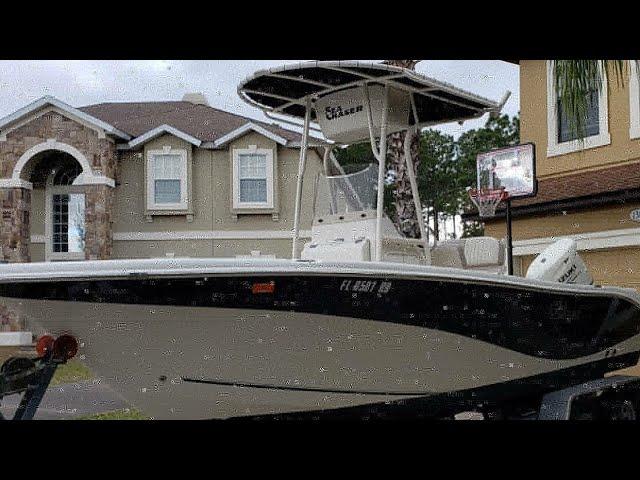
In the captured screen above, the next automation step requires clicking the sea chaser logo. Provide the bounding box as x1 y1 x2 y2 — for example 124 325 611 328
325 104 364 121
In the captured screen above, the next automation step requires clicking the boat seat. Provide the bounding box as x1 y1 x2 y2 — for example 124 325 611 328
464 237 504 268
382 237 429 265
430 240 465 269
431 237 506 273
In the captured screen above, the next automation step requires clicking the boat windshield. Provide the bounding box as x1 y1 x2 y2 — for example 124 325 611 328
313 163 379 216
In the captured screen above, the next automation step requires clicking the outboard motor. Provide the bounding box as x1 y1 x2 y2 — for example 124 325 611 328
526 238 593 285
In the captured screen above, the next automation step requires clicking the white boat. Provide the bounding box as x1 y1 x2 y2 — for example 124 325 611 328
1 61 639 420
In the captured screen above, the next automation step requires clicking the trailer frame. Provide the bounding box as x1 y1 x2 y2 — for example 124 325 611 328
0 334 77 420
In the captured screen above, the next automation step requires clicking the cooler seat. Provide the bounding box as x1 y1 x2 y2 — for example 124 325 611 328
431 237 506 274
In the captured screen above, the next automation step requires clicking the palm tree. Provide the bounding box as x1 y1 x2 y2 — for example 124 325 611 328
382 60 423 239
551 60 634 138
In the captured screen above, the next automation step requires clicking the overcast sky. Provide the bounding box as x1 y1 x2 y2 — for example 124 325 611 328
0 60 519 138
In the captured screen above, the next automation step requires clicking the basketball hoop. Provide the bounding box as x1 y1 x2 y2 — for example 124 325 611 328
468 187 508 218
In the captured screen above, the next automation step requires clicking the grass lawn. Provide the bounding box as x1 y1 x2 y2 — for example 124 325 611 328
77 408 149 420
53 360 150 419
51 359 94 385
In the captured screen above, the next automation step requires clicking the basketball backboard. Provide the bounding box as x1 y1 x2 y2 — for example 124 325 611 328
476 143 536 199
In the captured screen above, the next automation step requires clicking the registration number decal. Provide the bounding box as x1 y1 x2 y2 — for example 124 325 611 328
339 280 392 294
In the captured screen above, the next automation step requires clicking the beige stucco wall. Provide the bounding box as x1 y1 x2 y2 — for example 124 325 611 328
28 188 45 262
484 201 640 241
30 243 45 262
29 188 45 237
112 238 297 260
110 131 322 259
521 60 640 179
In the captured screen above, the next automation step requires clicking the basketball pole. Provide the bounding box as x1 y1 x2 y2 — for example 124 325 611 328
505 198 514 275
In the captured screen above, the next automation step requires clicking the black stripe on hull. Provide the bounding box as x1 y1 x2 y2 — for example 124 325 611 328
1 273 640 360
232 351 640 421
182 377 422 396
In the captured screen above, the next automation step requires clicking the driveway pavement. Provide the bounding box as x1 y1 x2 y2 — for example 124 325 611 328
0 379 130 420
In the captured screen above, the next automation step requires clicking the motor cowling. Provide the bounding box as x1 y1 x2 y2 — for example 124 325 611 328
526 238 593 285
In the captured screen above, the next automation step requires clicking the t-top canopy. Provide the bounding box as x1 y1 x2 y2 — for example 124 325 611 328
238 61 501 136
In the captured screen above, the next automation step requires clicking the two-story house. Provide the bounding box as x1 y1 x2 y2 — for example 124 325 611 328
0 93 325 268
483 60 640 290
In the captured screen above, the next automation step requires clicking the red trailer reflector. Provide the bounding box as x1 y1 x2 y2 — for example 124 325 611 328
35 335 55 357
252 281 275 294
53 334 79 361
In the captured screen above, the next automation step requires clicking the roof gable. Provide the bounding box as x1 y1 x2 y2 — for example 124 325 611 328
211 122 288 148
127 124 202 148
0 96 131 140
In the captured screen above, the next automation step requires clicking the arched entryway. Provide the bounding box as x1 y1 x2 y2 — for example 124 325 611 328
25 150 86 261
11 140 96 188
1 141 115 263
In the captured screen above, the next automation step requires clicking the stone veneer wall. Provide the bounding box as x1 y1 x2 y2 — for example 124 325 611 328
84 185 114 260
0 188 30 263
0 110 117 262
0 111 117 179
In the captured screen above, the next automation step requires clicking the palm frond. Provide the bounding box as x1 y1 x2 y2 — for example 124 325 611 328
552 60 635 140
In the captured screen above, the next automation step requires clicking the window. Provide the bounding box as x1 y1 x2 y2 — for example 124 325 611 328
630 61 640 139
146 149 188 211
52 193 85 254
557 90 600 143
546 61 610 157
239 153 268 203
153 155 182 204
232 147 274 209
46 162 85 261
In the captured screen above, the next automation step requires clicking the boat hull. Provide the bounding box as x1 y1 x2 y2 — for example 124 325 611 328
1 260 640 419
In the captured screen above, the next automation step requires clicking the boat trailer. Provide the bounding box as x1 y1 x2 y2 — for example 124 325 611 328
537 375 640 420
0 334 78 420
238 374 640 421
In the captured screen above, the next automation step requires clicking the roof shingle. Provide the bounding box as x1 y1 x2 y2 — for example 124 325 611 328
465 162 640 220
78 101 306 144
510 162 640 209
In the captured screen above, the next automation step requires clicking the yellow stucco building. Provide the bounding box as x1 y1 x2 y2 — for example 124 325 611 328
482 61 640 291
